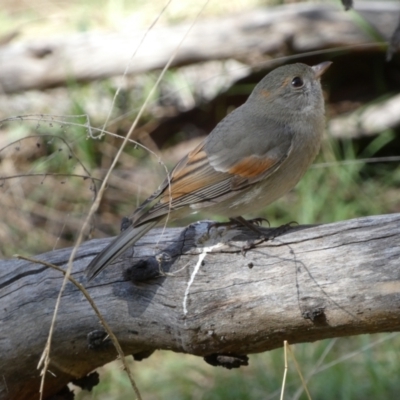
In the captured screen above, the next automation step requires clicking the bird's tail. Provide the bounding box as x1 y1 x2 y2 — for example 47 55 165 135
85 219 160 281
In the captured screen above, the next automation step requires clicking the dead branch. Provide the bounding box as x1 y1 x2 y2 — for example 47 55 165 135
1 214 400 399
0 1 399 93
328 93 400 138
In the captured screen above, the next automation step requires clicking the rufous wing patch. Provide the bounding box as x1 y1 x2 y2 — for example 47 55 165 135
167 142 207 185
228 155 278 178
159 142 228 203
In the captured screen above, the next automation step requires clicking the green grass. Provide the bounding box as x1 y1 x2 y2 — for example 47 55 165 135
74 333 400 399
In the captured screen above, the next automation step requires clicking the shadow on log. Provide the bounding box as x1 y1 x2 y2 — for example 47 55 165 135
1 214 400 399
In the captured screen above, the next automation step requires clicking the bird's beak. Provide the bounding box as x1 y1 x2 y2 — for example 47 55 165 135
312 61 332 79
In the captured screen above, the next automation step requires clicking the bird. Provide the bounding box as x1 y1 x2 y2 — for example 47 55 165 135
86 61 332 281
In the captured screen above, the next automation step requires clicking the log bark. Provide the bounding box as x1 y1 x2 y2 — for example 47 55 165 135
1 214 400 399
328 93 400 138
0 1 399 93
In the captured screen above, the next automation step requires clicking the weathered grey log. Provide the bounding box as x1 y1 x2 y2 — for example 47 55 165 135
1 214 400 399
0 1 399 93
328 93 400 138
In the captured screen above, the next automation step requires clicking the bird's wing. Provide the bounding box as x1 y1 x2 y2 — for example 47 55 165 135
204 108 295 189
131 123 293 225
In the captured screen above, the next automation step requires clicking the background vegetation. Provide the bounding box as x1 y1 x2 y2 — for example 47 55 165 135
1 0 400 399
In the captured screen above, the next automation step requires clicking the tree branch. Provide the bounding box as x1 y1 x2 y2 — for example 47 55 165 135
1 213 400 399
0 1 399 93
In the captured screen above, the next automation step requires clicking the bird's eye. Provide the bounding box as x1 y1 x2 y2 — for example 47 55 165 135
291 77 304 88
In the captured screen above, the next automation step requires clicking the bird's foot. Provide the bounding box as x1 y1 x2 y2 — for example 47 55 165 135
241 220 298 254
208 216 269 234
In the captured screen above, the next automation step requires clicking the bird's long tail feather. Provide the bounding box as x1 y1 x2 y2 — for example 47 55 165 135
86 219 160 281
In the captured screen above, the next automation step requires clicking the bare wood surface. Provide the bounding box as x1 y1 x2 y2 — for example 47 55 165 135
328 93 400 138
0 1 399 93
1 213 400 399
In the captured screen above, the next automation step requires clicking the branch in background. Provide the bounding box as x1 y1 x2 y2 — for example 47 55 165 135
342 0 400 59
328 94 400 138
0 2 399 93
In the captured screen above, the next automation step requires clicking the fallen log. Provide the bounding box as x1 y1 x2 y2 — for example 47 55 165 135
328 93 400 138
1 214 400 399
0 1 399 93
